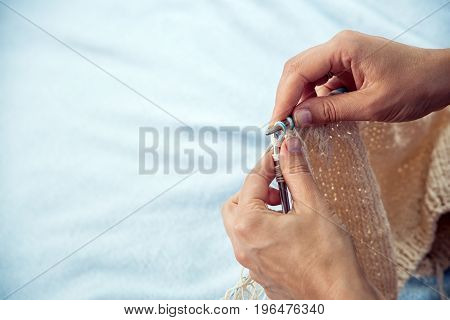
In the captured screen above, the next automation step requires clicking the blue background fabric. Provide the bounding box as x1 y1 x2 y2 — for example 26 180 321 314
0 0 449 299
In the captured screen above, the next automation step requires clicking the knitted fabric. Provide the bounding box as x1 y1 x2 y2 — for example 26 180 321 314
361 108 450 287
225 107 449 300
299 121 398 299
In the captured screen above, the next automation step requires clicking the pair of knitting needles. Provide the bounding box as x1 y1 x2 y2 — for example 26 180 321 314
266 116 295 213
265 88 348 212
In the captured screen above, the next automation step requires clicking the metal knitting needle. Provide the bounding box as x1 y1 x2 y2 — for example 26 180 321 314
273 142 290 213
266 87 348 136
266 117 295 135
269 117 295 213
267 89 347 212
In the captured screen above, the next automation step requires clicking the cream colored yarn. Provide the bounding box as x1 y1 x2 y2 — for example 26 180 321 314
225 107 449 300
223 269 266 300
362 108 450 287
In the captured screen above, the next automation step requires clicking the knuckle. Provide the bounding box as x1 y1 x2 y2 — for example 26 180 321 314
283 57 298 75
247 170 270 185
234 248 250 266
333 29 357 42
289 162 311 176
320 99 339 122
220 200 231 216
283 154 311 176
233 219 254 236
331 30 359 59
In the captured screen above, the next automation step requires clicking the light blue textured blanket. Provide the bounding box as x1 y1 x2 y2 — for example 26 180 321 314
0 0 449 299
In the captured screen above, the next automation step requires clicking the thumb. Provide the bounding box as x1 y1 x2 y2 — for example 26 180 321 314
292 89 372 126
278 136 324 214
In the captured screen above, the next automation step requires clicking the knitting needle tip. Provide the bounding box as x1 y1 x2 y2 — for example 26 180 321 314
265 117 295 135
265 125 281 135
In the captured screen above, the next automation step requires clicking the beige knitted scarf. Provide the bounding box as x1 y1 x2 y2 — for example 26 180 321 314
225 108 449 300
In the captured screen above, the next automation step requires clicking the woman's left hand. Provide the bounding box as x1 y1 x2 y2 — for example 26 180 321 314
221 135 378 299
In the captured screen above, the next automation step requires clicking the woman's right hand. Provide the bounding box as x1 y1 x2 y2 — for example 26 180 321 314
271 30 450 126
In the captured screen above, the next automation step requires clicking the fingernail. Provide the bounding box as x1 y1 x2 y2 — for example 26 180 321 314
294 109 312 127
286 137 302 153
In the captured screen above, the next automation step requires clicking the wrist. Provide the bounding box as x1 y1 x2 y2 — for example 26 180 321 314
422 48 450 111
334 274 379 299
328 260 380 299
